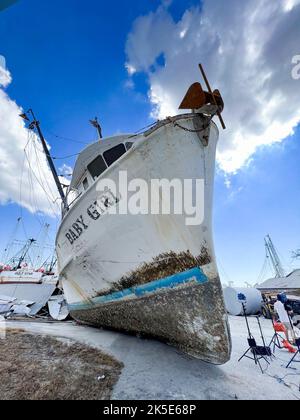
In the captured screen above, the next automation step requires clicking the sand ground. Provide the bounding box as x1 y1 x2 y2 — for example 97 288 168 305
0 316 299 400
0 329 123 400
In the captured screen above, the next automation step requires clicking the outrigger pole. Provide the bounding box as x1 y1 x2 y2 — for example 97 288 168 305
20 110 68 212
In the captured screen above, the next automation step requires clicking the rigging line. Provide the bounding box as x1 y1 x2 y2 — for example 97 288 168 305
127 120 159 138
217 259 233 285
31 225 45 267
24 149 60 218
266 255 276 278
19 146 29 240
35 224 51 268
47 120 159 144
32 143 55 207
257 255 269 284
32 137 58 204
28 143 45 227
27 138 60 217
27 140 48 227
45 129 91 146
1 218 22 263
39 252 55 270
52 153 80 160
45 230 56 250
25 131 80 162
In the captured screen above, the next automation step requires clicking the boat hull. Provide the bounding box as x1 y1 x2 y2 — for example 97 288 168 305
0 283 56 315
56 113 232 364
71 274 230 364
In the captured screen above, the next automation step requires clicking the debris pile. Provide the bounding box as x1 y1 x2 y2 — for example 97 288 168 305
0 291 69 321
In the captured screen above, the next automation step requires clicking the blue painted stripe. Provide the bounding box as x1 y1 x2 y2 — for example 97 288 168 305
69 267 208 311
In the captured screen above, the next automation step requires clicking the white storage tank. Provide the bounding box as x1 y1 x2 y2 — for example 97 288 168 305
223 287 262 316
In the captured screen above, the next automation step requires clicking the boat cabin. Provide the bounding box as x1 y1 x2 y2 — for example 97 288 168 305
65 135 135 211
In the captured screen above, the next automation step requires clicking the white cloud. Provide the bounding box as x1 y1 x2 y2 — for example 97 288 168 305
125 0 300 173
59 164 73 177
0 62 61 216
0 56 11 87
125 63 137 76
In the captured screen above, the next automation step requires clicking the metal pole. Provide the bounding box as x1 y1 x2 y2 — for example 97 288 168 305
17 238 36 269
199 64 226 130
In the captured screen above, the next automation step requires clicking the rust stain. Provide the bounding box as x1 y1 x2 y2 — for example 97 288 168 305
66 275 93 305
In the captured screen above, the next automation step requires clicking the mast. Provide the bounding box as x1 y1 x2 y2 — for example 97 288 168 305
14 238 36 269
264 235 285 278
20 110 68 211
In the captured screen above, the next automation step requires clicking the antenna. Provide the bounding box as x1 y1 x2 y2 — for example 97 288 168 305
264 235 285 278
89 117 103 141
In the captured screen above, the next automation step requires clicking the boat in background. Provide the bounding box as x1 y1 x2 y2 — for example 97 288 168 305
0 233 66 317
257 236 300 297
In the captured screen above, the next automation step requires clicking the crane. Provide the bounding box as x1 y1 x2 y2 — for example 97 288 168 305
264 235 285 278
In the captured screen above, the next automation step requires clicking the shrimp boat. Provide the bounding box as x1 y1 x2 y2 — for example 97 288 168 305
0 238 59 316
23 66 231 364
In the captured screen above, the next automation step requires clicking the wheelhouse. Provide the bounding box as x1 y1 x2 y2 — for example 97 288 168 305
64 135 135 213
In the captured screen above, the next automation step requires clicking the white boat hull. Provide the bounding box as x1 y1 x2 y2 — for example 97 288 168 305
0 271 58 315
56 114 232 364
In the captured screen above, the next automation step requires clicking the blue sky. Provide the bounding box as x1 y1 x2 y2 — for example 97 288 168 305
0 0 299 284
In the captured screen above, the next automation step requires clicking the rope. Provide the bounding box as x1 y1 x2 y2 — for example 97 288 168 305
45 129 91 145
25 138 59 220
24 149 60 217
52 153 80 160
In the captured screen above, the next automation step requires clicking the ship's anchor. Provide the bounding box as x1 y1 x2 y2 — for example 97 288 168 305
179 63 226 130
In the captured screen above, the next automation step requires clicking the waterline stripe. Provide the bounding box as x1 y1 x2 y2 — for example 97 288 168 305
69 267 208 311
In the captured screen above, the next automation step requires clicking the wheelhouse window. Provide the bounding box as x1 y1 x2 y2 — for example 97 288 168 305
103 143 126 167
87 155 107 180
82 177 89 190
125 142 133 151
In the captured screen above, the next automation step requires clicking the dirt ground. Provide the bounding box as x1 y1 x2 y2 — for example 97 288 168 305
0 330 123 400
